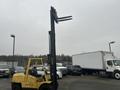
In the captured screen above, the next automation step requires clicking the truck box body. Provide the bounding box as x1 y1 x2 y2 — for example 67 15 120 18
72 51 114 70
72 51 120 79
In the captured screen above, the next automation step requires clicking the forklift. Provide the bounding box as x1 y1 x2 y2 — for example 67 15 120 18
11 6 72 90
11 58 52 90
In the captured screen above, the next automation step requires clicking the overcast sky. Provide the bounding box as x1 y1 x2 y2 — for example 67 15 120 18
0 0 120 57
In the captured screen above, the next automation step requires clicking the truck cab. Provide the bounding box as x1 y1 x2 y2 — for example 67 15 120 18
106 59 120 79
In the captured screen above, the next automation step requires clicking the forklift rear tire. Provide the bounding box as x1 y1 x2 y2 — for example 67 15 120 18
11 83 21 90
39 84 52 90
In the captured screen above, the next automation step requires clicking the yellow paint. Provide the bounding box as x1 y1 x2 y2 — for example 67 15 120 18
11 58 52 89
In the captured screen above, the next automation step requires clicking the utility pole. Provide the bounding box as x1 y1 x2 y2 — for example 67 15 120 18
49 6 72 90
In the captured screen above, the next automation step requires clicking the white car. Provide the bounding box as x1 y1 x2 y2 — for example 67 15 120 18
57 68 63 79
36 67 45 76
36 66 63 79
57 66 67 76
14 66 25 73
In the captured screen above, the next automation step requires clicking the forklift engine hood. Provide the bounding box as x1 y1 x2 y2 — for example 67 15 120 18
12 73 25 83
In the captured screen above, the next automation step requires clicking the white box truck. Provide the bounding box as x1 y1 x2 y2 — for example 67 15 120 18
72 51 120 79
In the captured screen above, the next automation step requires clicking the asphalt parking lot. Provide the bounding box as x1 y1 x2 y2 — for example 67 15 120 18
58 75 120 90
0 77 11 90
0 76 120 90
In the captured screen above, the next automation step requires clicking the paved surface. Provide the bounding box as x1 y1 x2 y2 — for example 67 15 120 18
58 75 120 90
0 76 120 90
0 77 11 90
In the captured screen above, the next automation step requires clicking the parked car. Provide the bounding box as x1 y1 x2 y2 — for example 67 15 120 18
36 66 63 79
36 66 45 76
56 68 63 79
14 66 25 73
57 66 68 76
0 65 10 77
67 65 82 75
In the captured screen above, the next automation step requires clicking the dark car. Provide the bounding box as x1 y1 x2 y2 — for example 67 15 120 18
0 65 10 77
67 65 82 75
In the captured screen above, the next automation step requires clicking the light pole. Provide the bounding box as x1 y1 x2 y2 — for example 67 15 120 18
10 34 15 68
109 41 115 52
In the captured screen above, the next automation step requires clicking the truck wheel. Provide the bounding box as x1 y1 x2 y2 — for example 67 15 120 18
114 72 120 80
39 84 52 90
11 83 21 90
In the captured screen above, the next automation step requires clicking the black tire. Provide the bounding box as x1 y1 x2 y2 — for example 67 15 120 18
114 72 120 80
11 83 21 90
39 84 52 90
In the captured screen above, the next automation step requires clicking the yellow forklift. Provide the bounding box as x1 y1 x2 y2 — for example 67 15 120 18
11 6 72 90
11 58 52 90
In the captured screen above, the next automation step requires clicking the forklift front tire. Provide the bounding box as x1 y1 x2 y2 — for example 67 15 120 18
39 84 52 90
11 83 21 90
